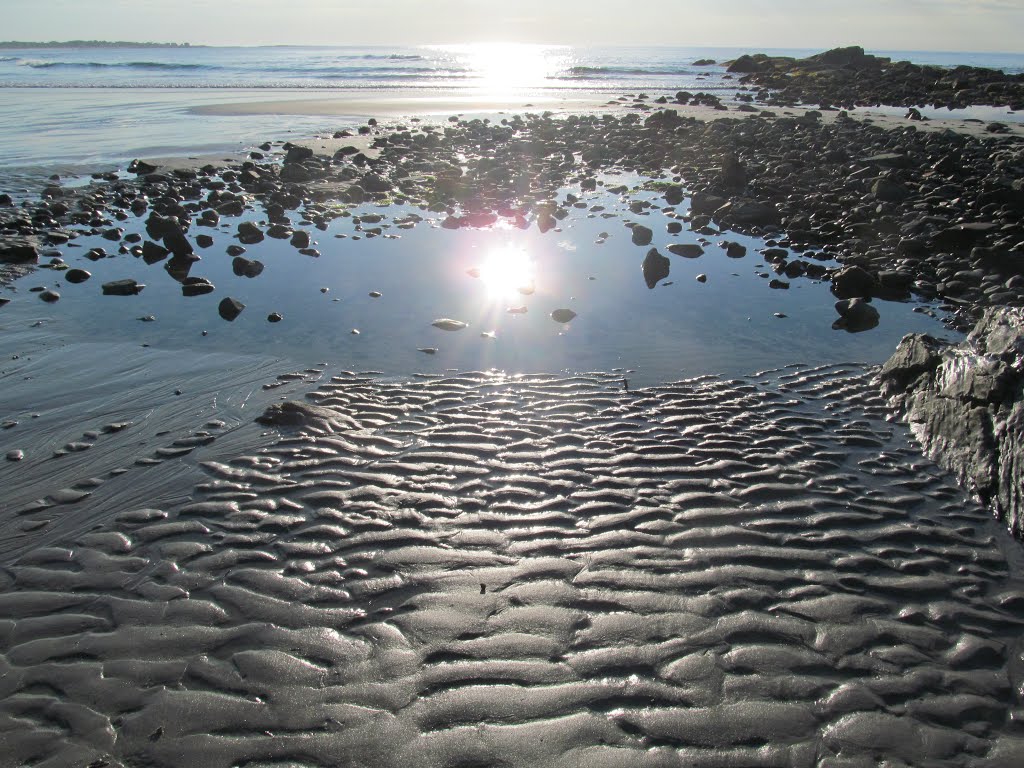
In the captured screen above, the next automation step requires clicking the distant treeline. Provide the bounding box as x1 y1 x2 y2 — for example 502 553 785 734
0 41 197 48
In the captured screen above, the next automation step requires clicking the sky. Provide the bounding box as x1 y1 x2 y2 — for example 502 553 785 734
2 0 1022 53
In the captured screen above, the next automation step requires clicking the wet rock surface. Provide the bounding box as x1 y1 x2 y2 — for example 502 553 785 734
880 307 1024 536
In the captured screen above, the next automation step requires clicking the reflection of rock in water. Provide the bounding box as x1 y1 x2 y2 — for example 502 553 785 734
642 247 670 289
4 365 1024 767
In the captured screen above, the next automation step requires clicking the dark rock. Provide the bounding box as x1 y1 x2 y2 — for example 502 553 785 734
691 192 728 216
284 145 314 164
267 224 293 239
102 279 144 296
631 224 654 246
642 248 670 289
141 240 170 264
663 185 685 206
361 173 392 193
537 212 556 233
290 230 311 248
879 309 1024 536
164 254 197 282
268 312 283 323
932 223 999 252
727 54 764 73
195 234 214 248
667 243 704 258
237 222 264 244
128 159 158 174
218 200 245 217
713 198 780 227
871 177 911 202
831 265 879 299
39 289 60 302
833 297 880 332
720 154 747 189
232 257 264 278
344 185 367 204
182 278 215 296
667 221 683 234
256 400 355 429
724 242 747 258
0 240 39 264
144 214 178 241
64 268 91 284
218 297 245 321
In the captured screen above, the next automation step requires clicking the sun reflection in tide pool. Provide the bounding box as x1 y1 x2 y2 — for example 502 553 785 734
475 245 536 301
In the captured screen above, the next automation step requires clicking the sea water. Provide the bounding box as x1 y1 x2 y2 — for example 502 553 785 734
0 44 1022 183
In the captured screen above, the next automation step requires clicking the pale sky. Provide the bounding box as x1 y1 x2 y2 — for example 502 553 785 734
3 0 1022 53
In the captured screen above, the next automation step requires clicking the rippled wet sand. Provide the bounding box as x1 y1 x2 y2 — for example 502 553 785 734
2 364 1023 767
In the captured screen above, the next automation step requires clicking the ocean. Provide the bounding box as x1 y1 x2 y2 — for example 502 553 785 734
1 43 1023 188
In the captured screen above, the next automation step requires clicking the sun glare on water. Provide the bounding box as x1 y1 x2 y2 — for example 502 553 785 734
477 245 536 300
440 42 568 94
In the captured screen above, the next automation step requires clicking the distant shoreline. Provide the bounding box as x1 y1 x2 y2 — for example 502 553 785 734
0 40 197 49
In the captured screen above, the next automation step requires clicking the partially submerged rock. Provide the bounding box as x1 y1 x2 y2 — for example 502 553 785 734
879 308 1024 536
102 279 144 296
218 297 245 321
256 400 361 431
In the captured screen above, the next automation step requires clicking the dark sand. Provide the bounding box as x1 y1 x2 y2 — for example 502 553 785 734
2 364 1024 766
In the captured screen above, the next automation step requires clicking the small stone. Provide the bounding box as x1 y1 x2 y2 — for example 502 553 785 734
551 308 577 323
65 268 91 284
432 318 468 331
268 312 283 323
6 449 24 461
102 279 144 296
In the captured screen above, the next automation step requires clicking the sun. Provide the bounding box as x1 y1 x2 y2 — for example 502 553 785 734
476 245 536 300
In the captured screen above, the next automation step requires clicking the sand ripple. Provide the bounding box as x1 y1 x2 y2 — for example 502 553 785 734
2 365 1024 766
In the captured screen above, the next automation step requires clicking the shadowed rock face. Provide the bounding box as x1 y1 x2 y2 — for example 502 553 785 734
3 365 1024 766
880 307 1024 537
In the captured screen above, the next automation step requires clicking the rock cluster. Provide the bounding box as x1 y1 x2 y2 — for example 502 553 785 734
729 46 1024 111
880 307 1024 535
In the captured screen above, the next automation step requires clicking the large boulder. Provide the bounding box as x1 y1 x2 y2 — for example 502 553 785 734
0 239 39 264
879 308 1024 537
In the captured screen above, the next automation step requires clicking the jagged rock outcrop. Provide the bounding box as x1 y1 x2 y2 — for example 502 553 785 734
879 308 1024 536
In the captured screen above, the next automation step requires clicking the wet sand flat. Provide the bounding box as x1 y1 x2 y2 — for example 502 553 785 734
2 364 1023 767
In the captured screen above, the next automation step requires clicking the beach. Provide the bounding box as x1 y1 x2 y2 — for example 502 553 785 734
3 44 1024 766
